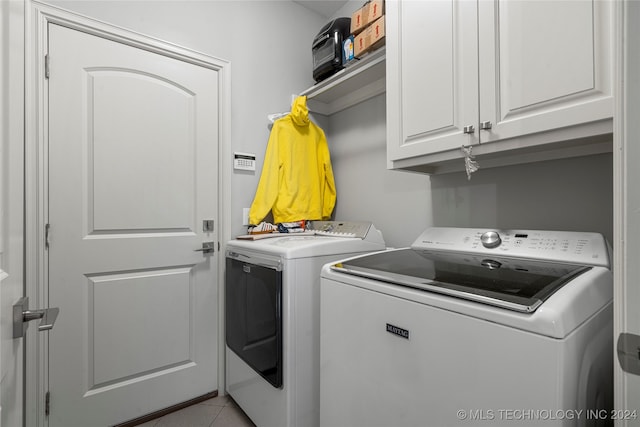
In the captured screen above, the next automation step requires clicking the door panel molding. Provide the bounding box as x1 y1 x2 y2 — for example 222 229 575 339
24 2 231 425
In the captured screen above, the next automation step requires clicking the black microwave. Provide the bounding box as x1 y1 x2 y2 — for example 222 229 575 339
312 17 351 83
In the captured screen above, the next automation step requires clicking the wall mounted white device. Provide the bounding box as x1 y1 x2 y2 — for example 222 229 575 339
233 152 256 171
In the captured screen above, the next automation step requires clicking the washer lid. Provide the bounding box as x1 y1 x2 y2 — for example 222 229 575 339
331 248 590 313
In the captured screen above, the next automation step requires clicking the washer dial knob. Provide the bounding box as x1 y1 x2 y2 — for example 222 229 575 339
481 231 501 248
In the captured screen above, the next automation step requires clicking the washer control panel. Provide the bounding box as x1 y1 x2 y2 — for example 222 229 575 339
413 227 610 268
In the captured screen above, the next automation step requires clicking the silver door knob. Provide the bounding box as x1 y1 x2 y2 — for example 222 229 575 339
463 125 475 134
480 121 492 130
194 241 215 254
13 296 60 338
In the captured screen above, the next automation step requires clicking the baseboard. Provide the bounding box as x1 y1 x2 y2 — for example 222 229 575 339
113 390 218 427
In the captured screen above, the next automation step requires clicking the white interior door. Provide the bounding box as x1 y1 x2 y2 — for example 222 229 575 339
47 22 220 426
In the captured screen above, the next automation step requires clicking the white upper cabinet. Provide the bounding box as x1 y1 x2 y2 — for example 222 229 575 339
387 0 614 174
478 0 613 143
387 0 479 160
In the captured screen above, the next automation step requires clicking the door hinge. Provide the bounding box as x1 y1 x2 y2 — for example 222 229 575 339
45 391 50 416
45 54 50 79
45 223 50 249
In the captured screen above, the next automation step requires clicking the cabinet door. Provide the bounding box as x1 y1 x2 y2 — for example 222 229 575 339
478 0 613 144
387 0 479 163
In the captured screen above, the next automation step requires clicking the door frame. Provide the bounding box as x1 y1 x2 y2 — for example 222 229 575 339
612 0 623 417
1 0 27 425
614 0 637 419
24 2 232 425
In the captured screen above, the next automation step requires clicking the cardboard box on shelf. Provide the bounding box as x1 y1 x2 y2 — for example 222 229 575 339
369 15 385 46
354 16 385 58
351 5 367 35
350 0 384 35
367 0 384 24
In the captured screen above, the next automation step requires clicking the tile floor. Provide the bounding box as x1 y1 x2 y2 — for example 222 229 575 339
135 395 256 427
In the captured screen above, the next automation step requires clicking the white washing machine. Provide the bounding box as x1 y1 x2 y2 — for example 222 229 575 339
225 221 386 427
320 227 613 427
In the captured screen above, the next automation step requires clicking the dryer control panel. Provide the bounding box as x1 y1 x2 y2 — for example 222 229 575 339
412 227 611 268
307 221 372 239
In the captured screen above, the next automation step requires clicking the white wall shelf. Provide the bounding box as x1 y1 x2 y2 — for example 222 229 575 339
301 46 386 116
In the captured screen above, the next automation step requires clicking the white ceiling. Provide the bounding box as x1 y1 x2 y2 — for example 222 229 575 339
293 0 350 18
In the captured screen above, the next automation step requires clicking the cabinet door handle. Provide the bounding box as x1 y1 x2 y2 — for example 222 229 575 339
480 121 493 130
463 125 475 134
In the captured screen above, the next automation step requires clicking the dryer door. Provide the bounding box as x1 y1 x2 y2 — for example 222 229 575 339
225 254 283 388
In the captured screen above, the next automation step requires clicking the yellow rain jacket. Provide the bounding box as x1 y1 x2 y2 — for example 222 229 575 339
249 96 336 225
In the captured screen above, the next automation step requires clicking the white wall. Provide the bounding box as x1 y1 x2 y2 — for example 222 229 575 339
328 95 431 248
430 153 613 240
48 0 328 238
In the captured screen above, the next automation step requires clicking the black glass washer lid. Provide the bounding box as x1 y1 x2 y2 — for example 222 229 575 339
330 248 591 313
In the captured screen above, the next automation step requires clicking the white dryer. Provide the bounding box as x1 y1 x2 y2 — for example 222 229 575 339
320 227 613 427
225 221 385 427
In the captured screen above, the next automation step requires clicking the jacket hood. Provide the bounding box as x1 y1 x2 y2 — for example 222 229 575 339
290 96 310 127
